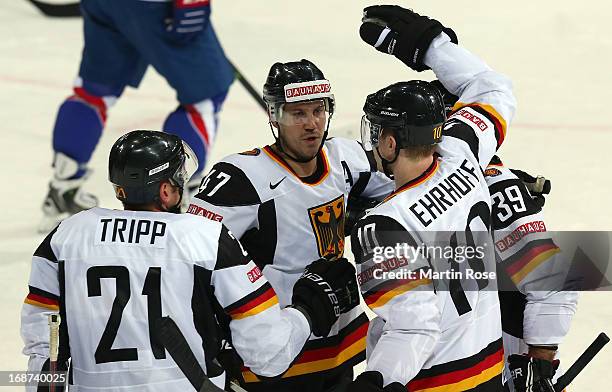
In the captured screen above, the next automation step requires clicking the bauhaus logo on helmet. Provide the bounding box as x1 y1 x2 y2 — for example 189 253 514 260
380 110 400 117
284 80 332 102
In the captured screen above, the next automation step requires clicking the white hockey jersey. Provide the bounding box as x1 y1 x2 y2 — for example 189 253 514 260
189 137 393 383
351 32 516 391
21 207 311 391
485 159 578 386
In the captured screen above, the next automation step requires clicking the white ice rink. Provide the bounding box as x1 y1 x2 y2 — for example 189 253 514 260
1 0 612 390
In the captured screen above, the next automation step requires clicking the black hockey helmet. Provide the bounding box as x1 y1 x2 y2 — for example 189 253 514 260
430 80 459 116
263 59 335 119
361 81 446 151
108 130 198 205
262 59 335 162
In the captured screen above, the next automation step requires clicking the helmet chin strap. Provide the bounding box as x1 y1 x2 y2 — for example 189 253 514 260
375 144 400 179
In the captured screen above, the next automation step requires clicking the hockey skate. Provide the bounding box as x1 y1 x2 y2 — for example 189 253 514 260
38 154 99 233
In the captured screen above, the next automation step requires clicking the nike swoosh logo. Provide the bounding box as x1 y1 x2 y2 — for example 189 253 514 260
269 177 286 190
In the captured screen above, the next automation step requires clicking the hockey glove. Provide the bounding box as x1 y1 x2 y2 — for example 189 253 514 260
359 5 458 72
349 371 405 392
292 258 360 337
166 0 211 45
510 168 551 208
508 354 559 392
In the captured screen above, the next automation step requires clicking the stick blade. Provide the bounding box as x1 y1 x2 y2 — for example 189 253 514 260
156 317 207 391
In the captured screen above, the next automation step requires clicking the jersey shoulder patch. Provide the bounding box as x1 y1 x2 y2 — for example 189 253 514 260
194 161 261 207
238 148 261 156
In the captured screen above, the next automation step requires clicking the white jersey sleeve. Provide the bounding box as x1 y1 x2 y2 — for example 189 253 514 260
351 214 440 386
425 33 517 169
210 226 311 377
486 164 577 346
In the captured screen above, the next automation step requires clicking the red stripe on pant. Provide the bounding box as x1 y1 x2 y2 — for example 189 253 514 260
72 87 108 123
185 104 210 147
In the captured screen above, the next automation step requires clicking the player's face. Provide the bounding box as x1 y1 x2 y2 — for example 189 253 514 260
276 100 327 161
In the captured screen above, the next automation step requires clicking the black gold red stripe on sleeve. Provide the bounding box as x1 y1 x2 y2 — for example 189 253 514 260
503 238 561 285
225 282 278 320
24 286 59 311
363 268 432 309
453 102 507 149
407 338 503 392
241 314 368 382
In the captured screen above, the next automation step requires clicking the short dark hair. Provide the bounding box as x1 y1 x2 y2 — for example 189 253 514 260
381 128 437 160
401 144 437 160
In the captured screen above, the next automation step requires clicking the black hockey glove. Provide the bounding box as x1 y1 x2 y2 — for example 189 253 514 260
349 371 405 392
508 354 559 392
292 258 360 337
510 168 551 208
345 196 380 237
359 5 458 72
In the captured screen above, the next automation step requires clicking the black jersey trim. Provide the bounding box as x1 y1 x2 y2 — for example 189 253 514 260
194 162 261 207
410 338 503 380
240 200 277 271
215 225 251 270
224 282 274 314
33 226 58 262
443 118 480 162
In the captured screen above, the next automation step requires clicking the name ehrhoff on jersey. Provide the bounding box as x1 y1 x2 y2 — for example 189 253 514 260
409 159 480 227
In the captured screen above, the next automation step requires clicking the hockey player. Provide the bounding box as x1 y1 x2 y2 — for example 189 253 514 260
187 59 394 391
487 159 578 392
433 80 579 391
39 0 234 232
21 130 360 391
349 5 516 391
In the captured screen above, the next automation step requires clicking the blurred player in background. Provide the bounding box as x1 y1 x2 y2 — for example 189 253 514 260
21 130 360 391
188 59 393 391
350 5 515 391
39 0 234 232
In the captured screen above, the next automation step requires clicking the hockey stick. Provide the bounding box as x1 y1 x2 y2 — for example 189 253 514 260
48 314 61 392
157 317 225 392
228 60 267 113
553 332 610 391
157 317 248 392
26 0 81 18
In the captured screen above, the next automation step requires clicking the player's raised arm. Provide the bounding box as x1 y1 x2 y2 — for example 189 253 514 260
359 5 516 169
209 225 359 378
